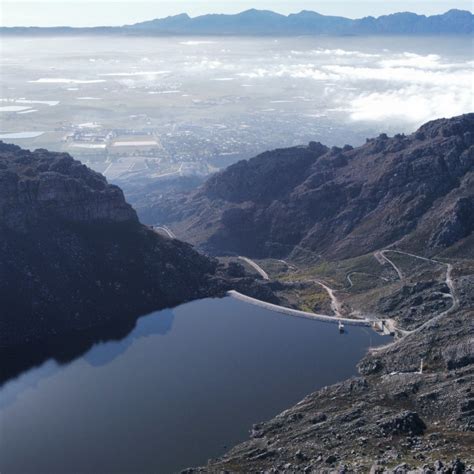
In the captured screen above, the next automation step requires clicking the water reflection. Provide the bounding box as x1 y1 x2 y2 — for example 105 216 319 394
84 309 174 367
0 310 175 410
0 297 390 473
1 310 175 386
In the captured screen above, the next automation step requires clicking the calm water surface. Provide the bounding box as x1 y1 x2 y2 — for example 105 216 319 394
0 296 389 473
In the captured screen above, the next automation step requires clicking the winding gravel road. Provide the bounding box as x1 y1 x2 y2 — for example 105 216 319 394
374 250 404 280
371 249 458 347
313 280 344 319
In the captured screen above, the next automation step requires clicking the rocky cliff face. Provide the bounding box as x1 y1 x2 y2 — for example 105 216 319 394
0 143 137 231
0 143 273 348
143 114 474 260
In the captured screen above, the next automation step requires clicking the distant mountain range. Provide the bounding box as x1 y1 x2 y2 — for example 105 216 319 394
2 9 473 35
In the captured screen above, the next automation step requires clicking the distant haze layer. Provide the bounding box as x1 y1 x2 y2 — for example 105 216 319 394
0 35 471 183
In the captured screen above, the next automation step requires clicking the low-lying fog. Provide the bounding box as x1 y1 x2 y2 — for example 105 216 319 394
0 35 471 183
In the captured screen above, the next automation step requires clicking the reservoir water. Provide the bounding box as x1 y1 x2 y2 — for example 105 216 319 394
0 296 389 473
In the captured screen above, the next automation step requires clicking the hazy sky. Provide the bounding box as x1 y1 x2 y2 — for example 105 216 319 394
1 0 472 27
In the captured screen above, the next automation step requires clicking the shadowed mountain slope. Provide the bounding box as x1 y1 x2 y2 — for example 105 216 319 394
140 114 474 260
0 143 272 347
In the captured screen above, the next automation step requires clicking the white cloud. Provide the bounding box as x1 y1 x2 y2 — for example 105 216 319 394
238 64 331 80
98 71 170 76
235 52 473 89
292 48 380 59
180 41 217 46
347 85 473 124
225 48 473 127
379 52 443 69
29 78 106 84
0 105 33 112
324 52 474 125
322 64 472 87
184 59 234 72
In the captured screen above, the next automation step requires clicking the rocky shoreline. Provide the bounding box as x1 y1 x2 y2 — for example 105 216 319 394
189 305 472 472
188 246 473 472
